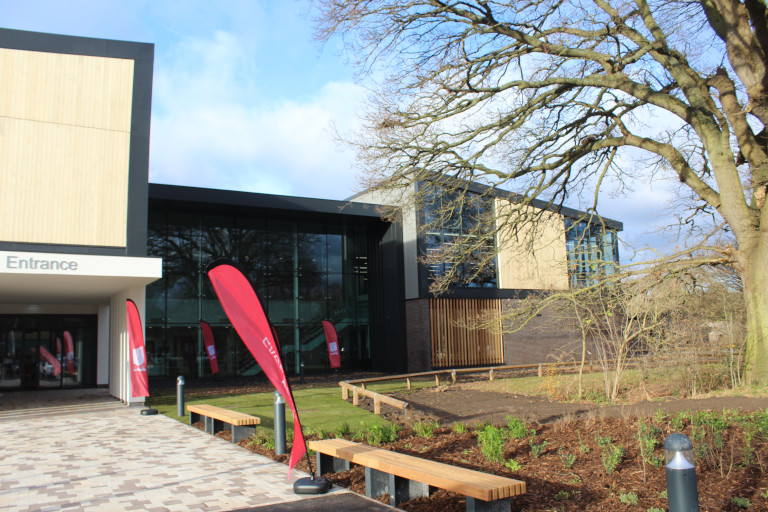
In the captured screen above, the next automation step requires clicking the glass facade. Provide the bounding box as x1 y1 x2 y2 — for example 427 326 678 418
422 187 497 288
564 217 620 287
146 205 372 378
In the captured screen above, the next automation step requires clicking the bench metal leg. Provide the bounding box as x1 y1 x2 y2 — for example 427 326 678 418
390 475 429 506
466 497 511 512
365 467 390 500
231 425 256 443
189 411 200 426
316 452 350 475
204 416 214 434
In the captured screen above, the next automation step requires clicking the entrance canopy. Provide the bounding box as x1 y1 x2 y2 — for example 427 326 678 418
0 250 162 305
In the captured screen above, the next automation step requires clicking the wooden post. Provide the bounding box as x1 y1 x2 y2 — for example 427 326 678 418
342 383 349 400
353 389 359 406
374 394 381 415
406 377 412 390
451 370 457 384
489 367 495 381
435 374 440 386
538 363 543 378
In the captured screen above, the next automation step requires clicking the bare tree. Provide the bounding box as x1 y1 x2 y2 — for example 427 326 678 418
314 0 768 383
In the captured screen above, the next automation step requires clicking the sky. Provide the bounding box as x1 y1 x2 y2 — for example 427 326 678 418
0 0 684 257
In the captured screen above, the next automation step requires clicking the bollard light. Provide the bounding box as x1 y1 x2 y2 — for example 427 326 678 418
274 390 286 456
177 375 185 417
664 433 699 512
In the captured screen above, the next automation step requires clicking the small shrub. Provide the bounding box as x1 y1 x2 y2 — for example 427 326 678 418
413 420 440 438
619 492 639 505
452 421 468 433
478 424 506 464
335 422 351 437
506 416 530 439
503 458 522 471
530 439 548 458
247 430 275 450
366 422 399 446
558 447 576 469
554 490 570 500
659 490 668 499
596 435 625 474
646 508 665 512
731 496 751 509
637 419 664 467
576 430 590 454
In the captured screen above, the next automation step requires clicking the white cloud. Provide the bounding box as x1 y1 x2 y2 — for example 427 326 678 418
149 30 367 199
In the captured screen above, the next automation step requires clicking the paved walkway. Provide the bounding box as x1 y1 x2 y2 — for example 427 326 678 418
0 389 394 511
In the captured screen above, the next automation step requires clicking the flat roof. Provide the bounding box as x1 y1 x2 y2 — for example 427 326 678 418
149 183 386 220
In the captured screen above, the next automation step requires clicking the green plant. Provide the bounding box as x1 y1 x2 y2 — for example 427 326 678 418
554 490 570 500
596 435 625 474
413 420 440 438
670 411 687 432
530 439 548 458
366 422 399 446
576 430 590 454
731 496 751 509
506 416 530 439
503 458 522 471
478 424 506 464
646 508 665 512
452 421 468 433
619 492 639 505
335 422 351 437
558 447 576 469
653 409 666 424
659 490 668 499
761 488 768 499
638 420 664 467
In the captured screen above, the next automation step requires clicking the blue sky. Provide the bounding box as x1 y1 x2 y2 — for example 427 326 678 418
0 0 684 256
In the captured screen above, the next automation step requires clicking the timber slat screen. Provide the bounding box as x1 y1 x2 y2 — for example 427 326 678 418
430 298 504 368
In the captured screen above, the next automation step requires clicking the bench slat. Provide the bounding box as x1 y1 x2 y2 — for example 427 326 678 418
308 439 525 501
187 404 260 426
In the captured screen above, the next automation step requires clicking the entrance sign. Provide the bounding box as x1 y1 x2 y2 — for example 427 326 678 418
200 320 219 374
207 262 306 478
126 299 149 398
321 321 341 368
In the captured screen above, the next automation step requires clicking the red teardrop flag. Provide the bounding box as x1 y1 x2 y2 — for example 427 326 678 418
321 320 341 368
207 263 306 478
63 330 75 375
126 299 150 398
200 320 219 374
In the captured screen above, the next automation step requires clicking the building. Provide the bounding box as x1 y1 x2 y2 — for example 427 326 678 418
0 28 620 402
351 179 621 371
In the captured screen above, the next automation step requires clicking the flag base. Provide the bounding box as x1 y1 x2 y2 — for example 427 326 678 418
293 476 331 494
140 408 158 415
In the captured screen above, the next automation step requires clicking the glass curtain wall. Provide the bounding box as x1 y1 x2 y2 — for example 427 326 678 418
564 217 620 287
146 206 371 379
422 186 498 288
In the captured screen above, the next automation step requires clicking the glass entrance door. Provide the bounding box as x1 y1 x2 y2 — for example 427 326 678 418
0 315 97 391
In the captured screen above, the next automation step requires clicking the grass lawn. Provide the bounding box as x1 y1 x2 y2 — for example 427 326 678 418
152 380 435 432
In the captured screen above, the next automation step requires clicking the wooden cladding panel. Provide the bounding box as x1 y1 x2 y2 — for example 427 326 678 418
0 118 131 247
430 298 504 368
0 48 134 247
0 48 134 131
495 199 569 290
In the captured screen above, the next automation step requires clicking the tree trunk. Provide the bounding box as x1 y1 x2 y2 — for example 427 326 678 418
742 238 768 385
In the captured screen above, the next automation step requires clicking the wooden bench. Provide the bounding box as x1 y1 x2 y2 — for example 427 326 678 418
187 404 260 443
309 438 525 512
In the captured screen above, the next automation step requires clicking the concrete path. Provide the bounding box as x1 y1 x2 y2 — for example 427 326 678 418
0 389 394 511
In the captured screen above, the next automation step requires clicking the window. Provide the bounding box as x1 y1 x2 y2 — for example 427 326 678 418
422 186 497 288
564 217 619 287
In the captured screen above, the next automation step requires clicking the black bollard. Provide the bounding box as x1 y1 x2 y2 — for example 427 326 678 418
664 433 699 512
274 391 286 455
177 375 185 417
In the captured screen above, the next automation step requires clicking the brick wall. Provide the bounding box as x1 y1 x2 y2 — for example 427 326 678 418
501 298 591 365
405 299 432 372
